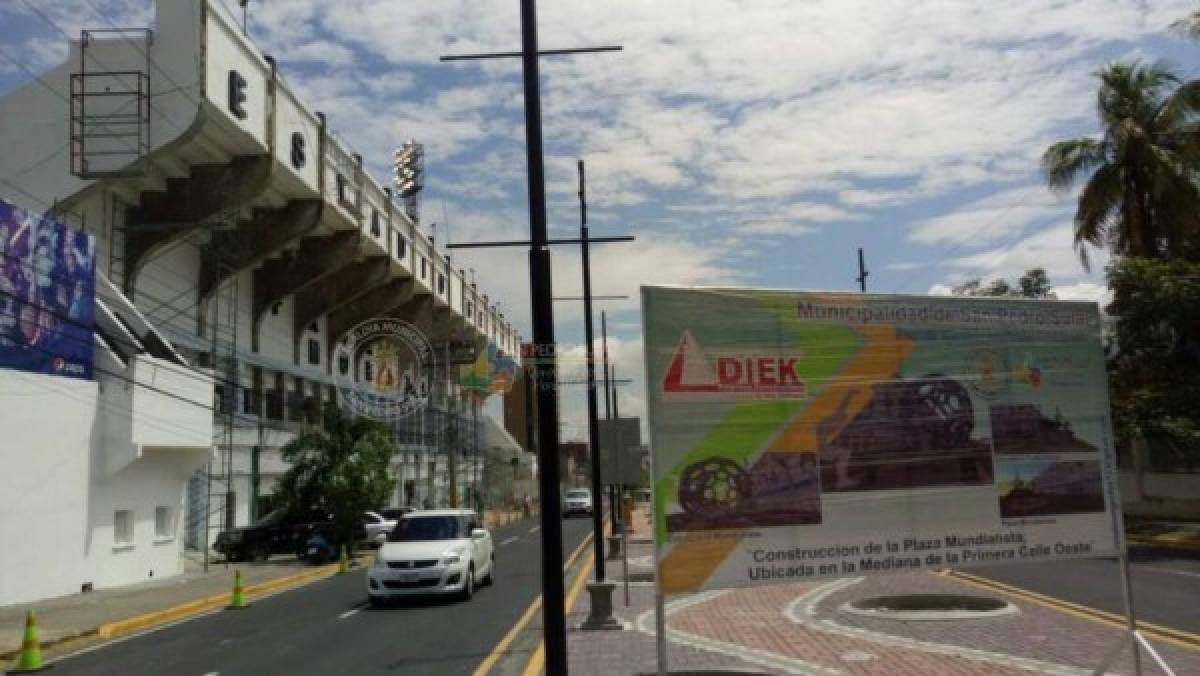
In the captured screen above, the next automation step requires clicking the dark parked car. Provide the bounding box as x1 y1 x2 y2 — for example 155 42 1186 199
214 508 330 562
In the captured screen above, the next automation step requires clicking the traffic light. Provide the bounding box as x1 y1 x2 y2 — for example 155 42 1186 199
393 141 424 198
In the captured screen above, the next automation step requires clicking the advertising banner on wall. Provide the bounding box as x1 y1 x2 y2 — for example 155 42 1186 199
460 340 519 400
642 286 1121 594
0 198 95 379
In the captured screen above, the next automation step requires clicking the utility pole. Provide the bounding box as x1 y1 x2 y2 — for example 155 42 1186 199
856 247 868 292
439 5 622 669
518 2 567 667
579 160 605 582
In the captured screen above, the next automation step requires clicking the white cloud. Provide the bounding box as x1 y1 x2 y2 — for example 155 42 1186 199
907 185 1071 246
1052 281 1111 305
941 222 1109 289
736 221 819 237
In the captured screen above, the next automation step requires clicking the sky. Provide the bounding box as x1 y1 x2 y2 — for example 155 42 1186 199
1 0 1196 442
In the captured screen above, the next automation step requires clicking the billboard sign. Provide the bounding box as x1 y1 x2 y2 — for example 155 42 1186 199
598 417 643 485
0 198 95 379
642 286 1121 594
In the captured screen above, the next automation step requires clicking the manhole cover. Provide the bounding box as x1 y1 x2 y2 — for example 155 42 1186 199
840 594 1017 621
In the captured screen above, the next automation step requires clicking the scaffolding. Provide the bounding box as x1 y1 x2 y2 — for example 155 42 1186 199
70 29 152 179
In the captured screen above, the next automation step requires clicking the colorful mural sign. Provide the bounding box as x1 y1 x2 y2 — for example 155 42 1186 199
642 287 1121 593
460 340 518 400
0 198 95 379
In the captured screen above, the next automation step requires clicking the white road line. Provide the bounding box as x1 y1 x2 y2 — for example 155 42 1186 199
338 603 367 620
499 536 519 546
528 526 540 534
1142 565 1200 579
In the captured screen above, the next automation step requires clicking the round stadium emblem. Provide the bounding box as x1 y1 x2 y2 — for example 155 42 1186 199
333 318 434 421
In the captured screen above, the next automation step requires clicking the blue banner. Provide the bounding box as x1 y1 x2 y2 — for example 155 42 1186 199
0 198 95 379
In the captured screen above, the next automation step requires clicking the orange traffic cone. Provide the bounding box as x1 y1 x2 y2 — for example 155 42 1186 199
10 609 44 673
227 569 247 610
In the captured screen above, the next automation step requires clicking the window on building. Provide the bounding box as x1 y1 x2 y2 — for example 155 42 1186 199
114 510 133 547
242 387 259 416
396 233 406 258
271 302 281 316
371 209 381 237
155 506 172 539
438 273 446 295
215 385 232 415
420 256 428 279
265 388 283 421
307 338 320 365
309 322 318 333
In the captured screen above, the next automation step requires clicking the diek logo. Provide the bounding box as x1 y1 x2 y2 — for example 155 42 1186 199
662 330 807 399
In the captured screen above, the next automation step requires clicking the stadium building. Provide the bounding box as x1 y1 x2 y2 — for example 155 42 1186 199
0 0 522 605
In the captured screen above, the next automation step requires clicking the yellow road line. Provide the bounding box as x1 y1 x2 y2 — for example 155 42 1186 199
940 569 1200 651
474 524 599 676
96 560 352 639
522 547 597 676
473 595 544 676
1128 535 1200 553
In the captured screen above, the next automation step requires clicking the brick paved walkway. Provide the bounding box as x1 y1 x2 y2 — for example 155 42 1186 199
559 507 1199 675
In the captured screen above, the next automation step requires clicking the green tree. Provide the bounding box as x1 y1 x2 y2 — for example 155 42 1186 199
1107 258 1200 468
275 403 396 551
1041 61 1200 268
952 268 1056 298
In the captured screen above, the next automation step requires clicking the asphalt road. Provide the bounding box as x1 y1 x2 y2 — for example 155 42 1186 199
48 516 595 676
971 543 1200 633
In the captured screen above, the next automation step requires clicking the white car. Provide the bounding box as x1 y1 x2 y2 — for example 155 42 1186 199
562 488 594 517
367 510 495 605
362 511 398 548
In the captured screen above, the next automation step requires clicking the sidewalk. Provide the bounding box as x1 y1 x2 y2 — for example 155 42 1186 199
0 551 357 665
558 507 1200 675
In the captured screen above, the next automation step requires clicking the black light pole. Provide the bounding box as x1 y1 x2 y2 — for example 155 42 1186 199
519 1 568 672
579 160 606 582
439 12 622 670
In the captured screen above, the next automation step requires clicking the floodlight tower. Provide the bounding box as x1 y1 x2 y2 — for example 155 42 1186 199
393 140 425 223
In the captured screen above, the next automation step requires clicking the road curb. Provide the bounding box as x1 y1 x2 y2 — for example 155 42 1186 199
1 557 367 662
95 561 350 639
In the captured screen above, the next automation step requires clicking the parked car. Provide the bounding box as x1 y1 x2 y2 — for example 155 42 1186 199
562 488 594 517
379 507 415 521
367 510 494 605
214 507 329 562
362 510 399 548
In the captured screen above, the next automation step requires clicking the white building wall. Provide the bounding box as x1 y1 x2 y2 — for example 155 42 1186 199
84 447 207 589
135 234 205 341
0 370 94 605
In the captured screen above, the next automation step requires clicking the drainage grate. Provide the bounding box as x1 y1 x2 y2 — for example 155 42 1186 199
840 594 1018 621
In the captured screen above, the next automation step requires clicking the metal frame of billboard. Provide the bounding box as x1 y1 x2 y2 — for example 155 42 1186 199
639 285 1175 676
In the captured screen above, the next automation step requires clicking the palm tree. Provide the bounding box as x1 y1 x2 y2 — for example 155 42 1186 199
1170 8 1200 40
1042 60 1200 268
